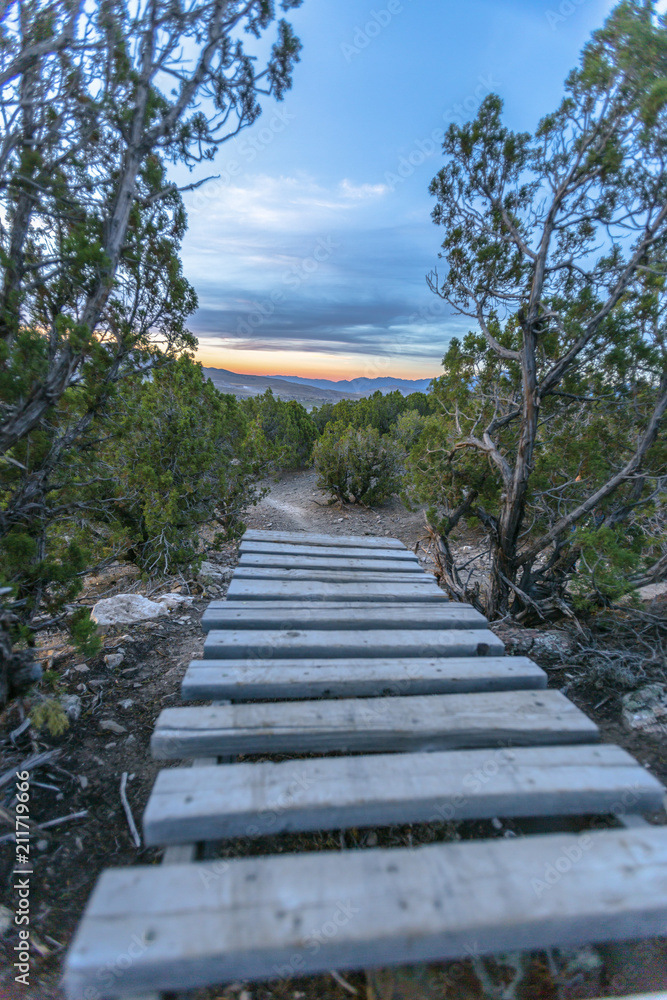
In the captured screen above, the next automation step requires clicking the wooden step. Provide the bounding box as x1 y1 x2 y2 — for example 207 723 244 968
231 566 436 583
63 826 667 996
238 553 423 573
143 743 665 845
203 604 486 633
201 603 479 632
151 689 599 759
242 528 406 549
182 655 546 701
240 540 419 561
226 579 448 602
202 627 500 660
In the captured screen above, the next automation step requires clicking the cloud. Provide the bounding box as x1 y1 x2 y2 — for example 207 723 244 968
179 171 462 369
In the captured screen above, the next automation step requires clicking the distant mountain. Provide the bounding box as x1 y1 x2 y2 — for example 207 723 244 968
201 367 436 407
270 374 434 396
201 367 367 407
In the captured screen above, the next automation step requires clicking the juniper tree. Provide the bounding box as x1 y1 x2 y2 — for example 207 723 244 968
0 0 303 699
414 0 667 617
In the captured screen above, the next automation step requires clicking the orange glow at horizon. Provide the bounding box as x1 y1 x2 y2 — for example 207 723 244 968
195 344 441 382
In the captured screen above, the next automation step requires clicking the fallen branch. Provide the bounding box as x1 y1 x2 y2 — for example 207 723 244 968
0 749 61 789
120 771 141 848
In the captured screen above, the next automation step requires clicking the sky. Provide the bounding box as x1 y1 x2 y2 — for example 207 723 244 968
175 0 622 381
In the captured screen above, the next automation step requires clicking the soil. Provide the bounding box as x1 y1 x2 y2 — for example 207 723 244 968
1 469 666 1000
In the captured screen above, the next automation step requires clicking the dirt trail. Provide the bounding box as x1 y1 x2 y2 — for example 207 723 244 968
244 468 431 550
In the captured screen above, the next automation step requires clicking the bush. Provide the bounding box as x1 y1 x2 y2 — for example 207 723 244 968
313 423 404 506
244 389 318 472
107 356 264 573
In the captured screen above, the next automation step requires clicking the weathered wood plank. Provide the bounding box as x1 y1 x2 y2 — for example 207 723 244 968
63 827 667 996
238 553 423 573
203 627 500 660
201 604 487 633
240 540 419 561
242 528 406 549
181 655 545 701
151 689 598 759
226 579 448 603
231 566 436 584
143 743 665 845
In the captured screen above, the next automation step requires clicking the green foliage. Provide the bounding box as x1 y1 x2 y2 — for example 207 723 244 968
314 423 404 506
0 1 304 680
312 390 435 435
243 389 318 472
30 698 69 737
569 526 644 608
107 357 264 574
415 0 667 615
70 608 102 660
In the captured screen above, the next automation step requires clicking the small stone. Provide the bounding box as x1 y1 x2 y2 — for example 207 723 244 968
59 693 82 722
78 775 88 789
622 684 667 734
366 831 378 846
197 560 233 584
105 743 117 749
156 592 194 610
104 652 125 669
125 734 136 743
0 904 12 935
119 699 134 710
37 839 48 851
99 719 127 734
88 678 105 689
72 663 89 673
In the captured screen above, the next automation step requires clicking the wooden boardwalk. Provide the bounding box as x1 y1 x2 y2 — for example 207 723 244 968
64 529 667 998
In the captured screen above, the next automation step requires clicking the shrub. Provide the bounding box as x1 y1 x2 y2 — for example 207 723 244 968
244 389 318 471
314 423 404 505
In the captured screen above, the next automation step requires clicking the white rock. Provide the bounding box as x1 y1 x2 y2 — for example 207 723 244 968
60 694 82 722
78 775 88 789
91 594 167 628
99 719 127 734
197 560 233 583
104 652 125 669
622 684 667 735
155 592 194 610
119 699 134 710
638 582 667 601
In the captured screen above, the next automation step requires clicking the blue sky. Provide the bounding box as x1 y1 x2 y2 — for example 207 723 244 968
177 0 619 380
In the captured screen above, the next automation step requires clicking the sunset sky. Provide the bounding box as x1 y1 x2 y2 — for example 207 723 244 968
174 0 620 381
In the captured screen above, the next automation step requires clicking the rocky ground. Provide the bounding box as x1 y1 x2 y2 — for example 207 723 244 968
1 469 667 999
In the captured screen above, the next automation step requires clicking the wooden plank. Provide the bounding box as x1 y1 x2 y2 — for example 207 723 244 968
161 758 217 864
201 604 487 633
240 540 419 561
226 579 448 603
63 827 667 996
151 689 599 758
181 655 546 701
231 566 436 583
143 743 665 845
238 553 423 573
203 627 499 660
242 528 406 549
